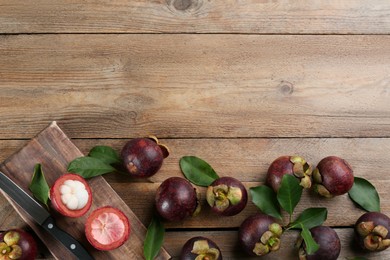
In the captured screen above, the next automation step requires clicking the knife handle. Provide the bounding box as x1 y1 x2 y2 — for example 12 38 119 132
42 216 94 260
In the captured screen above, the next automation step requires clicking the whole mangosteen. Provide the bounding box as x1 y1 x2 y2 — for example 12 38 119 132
312 156 354 197
121 136 169 178
206 177 247 216
238 213 283 256
155 177 200 222
296 226 340 260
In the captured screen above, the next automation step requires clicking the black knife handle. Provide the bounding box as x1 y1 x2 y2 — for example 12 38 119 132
42 217 94 260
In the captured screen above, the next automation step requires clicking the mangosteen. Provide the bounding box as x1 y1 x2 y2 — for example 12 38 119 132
296 226 340 260
50 173 92 218
313 156 354 197
180 236 222 260
238 213 283 256
354 212 390 252
121 136 169 178
206 177 247 216
155 177 200 222
0 229 38 260
266 156 312 192
85 206 130 251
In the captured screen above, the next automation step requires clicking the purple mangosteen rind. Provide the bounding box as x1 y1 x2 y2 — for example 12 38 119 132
206 177 248 216
354 212 390 251
266 155 312 192
313 156 354 197
155 177 199 222
0 229 37 260
121 137 170 178
180 236 222 260
297 226 341 260
238 213 283 257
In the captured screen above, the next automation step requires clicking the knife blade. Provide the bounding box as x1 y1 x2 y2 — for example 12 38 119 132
0 170 94 260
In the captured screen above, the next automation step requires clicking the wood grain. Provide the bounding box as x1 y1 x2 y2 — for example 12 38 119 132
0 122 170 260
2 137 390 229
1 133 390 258
0 1 390 34
1 35 390 139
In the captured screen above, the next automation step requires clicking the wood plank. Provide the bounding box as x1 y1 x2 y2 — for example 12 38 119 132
0 122 170 259
1 1 390 34
164 229 390 259
2 137 390 229
1 35 390 139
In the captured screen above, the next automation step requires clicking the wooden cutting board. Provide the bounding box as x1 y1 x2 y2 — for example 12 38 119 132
0 121 171 260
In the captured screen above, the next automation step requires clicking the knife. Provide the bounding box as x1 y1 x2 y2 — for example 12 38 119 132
0 170 94 260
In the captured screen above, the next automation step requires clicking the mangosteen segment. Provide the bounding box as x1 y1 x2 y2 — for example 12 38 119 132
60 179 89 210
190 240 220 260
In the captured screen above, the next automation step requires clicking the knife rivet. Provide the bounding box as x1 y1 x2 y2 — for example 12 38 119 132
70 244 76 250
48 223 53 229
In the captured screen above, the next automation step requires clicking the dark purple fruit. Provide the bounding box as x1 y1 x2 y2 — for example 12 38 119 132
238 213 283 256
180 236 222 260
266 156 312 192
155 177 200 222
313 156 354 197
121 136 169 178
354 212 390 252
206 177 247 216
296 226 340 260
0 229 38 260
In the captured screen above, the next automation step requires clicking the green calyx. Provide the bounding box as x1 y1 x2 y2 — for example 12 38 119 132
1 231 23 259
206 184 242 212
357 222 390 251
191 240 220 260
290 156 313 189
252 223 283 256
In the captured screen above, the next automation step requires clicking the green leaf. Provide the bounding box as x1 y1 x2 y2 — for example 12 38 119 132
179 156 219 186
250 185 282 219
88 146 121 165
67 156 116 178
29 164 50 207
300 225 319 255
348 177 380 212
144 215 165 260
289 208 328 230
277 174 303 216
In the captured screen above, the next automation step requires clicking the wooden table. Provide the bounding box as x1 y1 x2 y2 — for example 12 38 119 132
1 1 390 259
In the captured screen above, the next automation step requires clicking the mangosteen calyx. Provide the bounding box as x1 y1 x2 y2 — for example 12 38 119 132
290 156 312 189
190 240 220 260
1 231 23 259
206 184 242 212
357 221 390 251
253 223 282 256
